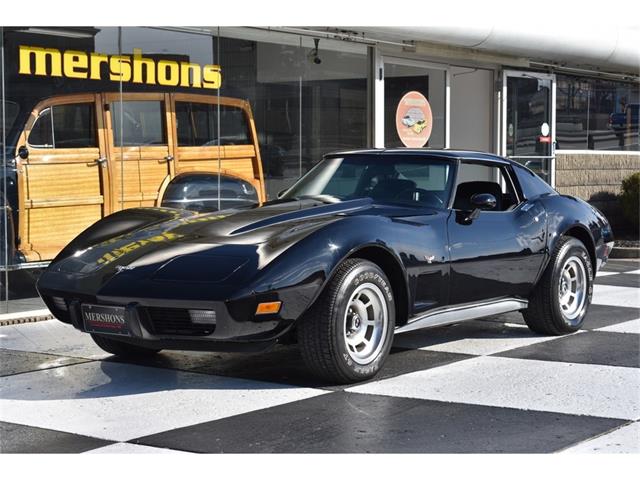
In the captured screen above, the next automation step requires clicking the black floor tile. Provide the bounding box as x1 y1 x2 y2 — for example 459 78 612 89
481 310 527 325
482 304 639 330
580 304 639 330
105 345 470 390
495 331 640 368
0 349 92 377
595 273 640 288
601 260 640 273
134 392 625 453
0 421 112 453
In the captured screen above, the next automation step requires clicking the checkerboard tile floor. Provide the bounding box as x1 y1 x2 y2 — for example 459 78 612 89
1 260 638 453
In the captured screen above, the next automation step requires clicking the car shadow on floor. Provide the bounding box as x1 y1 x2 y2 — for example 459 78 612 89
0 320 555 401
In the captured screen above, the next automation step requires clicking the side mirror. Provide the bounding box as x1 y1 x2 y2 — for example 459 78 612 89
17 145 29 160
461 193 497 223
470 193 497 211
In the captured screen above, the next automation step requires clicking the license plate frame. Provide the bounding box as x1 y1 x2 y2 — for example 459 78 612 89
82 304 130 337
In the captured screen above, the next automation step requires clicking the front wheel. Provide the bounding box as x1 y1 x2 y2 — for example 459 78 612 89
523 236 593 335
297 258 395 384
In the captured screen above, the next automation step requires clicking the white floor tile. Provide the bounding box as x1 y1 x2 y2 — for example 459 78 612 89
597 319 640 334
562 421 640 453
596 271 620 277
83 443 191 454
347 356 640 420
592 285 640 308
0 361 327 442
0 320 109 359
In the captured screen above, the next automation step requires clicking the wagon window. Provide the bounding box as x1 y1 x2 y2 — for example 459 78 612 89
28 108 53 148
28 103 96 149
111 101 166 146
175 102 251 147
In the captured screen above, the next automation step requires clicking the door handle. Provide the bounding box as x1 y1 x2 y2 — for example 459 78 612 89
90 157 108 167
160 155 174 163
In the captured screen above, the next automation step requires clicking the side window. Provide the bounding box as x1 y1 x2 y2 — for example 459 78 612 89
453 163 519 212
512 163 556 200
28 108 53 148
28 104 97 149
111 101 166 146
175 102 251 147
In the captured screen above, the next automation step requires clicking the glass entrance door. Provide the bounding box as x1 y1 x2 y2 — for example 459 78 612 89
381 58 449 149
502 71 555 185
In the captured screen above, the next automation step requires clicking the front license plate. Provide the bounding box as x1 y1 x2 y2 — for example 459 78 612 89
82 304 130 336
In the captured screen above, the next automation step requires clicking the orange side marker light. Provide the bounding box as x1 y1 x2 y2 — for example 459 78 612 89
255 301 282 315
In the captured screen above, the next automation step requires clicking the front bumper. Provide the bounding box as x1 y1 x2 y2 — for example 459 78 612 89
37 287 302 353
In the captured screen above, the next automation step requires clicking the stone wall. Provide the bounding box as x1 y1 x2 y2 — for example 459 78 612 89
555 151 640 233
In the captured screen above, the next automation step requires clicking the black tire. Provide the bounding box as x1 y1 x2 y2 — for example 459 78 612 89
523 236 593 335
90 334 161 357
297 258 395 384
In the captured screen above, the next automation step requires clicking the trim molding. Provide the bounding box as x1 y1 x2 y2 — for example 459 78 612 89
395 298 528 334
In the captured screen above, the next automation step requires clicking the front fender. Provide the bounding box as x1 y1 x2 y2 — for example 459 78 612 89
233 215 422 322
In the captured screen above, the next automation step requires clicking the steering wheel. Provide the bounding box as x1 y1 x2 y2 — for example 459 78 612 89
394 187 444 206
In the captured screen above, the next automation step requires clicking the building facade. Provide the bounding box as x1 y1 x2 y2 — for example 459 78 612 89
1 26 639 312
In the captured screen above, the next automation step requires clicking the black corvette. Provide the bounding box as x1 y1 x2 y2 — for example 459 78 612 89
37 149 614 383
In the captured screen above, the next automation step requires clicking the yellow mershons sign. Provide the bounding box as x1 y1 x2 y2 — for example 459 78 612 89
18 45 222 89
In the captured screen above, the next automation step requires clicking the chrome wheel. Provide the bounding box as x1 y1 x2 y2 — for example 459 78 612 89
558 255 587 322
343 282 389 365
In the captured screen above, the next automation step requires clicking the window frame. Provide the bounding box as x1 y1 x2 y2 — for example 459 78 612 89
26 101 99 150
450 159 523 213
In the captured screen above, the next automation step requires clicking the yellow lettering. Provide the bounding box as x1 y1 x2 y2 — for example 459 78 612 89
179 62 201 88
89 53 109 81
132 48 156 85
109 55 132 82
18 45 222 89
202 64 222 89
157 60 179 86
18 45 62 77
63 50 88 79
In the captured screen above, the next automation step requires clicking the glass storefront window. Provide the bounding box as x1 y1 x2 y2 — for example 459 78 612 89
556 74 639 151
0 26 370 313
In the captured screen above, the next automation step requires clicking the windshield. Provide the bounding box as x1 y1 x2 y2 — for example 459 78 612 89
282 154 456 208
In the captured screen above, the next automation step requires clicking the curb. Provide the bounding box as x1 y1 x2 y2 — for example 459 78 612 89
0 309 54 327
610 246 640 259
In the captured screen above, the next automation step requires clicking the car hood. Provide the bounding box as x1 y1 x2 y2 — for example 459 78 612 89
49 198 377 278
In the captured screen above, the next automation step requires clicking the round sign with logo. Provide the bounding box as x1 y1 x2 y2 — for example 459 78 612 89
395 91 433 148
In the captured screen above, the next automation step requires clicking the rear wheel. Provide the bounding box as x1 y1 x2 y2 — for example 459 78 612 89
298 258 395 384
91 334 161 358
523 236 593 335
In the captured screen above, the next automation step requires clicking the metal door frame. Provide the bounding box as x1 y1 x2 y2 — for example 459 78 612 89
501 70 556 187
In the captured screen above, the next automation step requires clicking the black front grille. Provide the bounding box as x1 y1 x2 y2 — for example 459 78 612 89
144 307 216 336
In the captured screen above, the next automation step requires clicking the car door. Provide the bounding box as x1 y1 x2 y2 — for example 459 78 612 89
103 93 174 211
15 94 109 262
446 160 547 304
